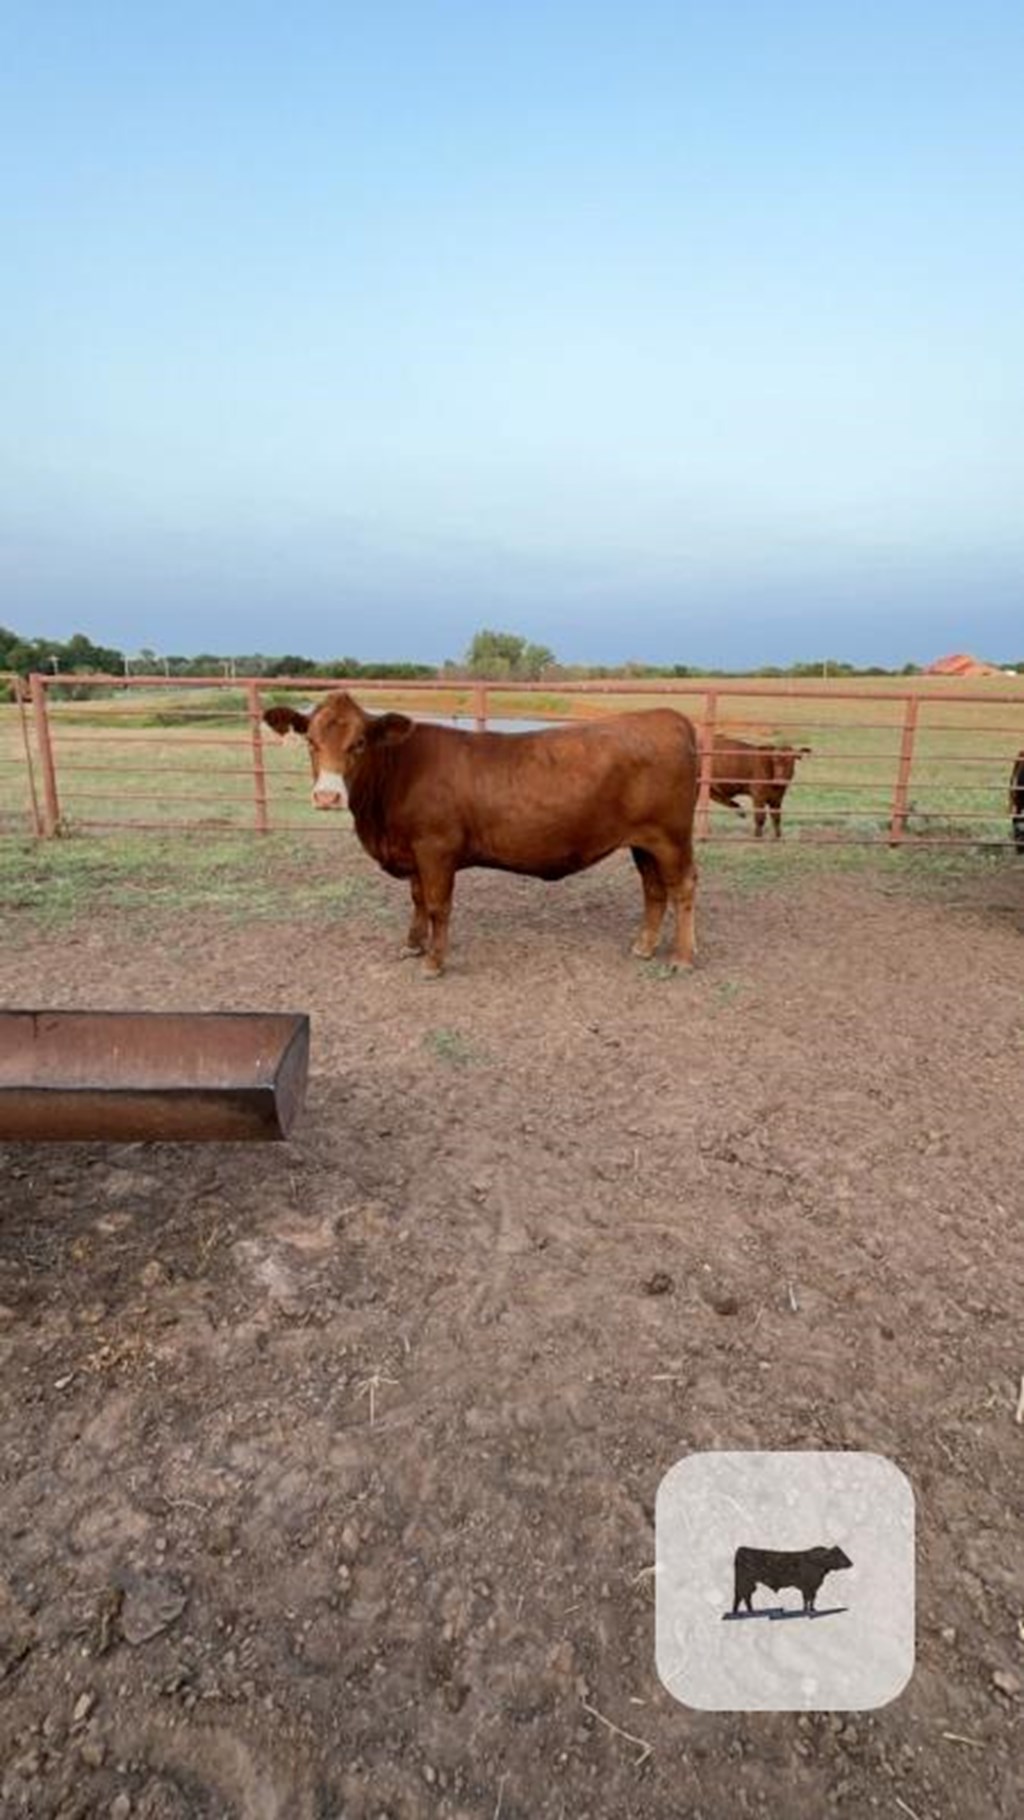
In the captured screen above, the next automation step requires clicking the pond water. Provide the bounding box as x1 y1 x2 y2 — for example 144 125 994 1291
421 715 563 734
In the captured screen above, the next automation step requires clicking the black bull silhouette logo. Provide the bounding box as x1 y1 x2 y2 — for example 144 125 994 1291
732 1545 853 1615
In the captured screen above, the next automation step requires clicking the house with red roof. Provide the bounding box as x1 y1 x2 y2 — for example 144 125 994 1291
923 652 1003 678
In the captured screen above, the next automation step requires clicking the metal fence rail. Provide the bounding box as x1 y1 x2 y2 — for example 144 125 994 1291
3 671 1023 848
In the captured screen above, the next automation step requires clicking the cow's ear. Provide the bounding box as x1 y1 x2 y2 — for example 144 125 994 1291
367 712 414 748
263 705 310 739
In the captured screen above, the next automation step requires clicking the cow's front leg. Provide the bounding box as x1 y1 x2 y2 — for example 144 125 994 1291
770 803 783 839
629 847 667 958
400 875 429 957
753 802 767 838
417 851 456 977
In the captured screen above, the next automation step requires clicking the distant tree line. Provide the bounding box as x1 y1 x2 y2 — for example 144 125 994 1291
3 621 1019 685
0 625 434 682
446 638 931 680
0 626 124 676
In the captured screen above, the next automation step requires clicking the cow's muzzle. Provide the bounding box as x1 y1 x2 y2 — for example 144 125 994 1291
311 769 347 811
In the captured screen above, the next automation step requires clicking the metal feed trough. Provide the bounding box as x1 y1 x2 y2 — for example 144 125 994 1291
0 1010 310 1143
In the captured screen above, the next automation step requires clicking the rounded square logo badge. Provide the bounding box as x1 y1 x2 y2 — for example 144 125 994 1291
655 1451 915 1711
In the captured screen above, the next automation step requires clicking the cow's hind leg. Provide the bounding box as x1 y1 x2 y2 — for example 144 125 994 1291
668 842 698 970
630 848 668 959
669 859 698 969
644 836 697 970
400 875 429 957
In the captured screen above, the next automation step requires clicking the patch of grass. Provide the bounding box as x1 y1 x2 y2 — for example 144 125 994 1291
702 841 1020 896
644 961 689 982
698 843 867 896
0 832 380 927
713 978 744 1005
423 1027 480 1067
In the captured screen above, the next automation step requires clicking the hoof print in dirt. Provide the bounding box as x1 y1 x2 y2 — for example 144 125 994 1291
642 1270 674 1296
701 1286 741 1316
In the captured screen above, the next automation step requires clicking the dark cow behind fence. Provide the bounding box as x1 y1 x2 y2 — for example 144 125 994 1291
733 1544 853 1614
1010 751 1024 853
710 735 811 838
264 692 699 976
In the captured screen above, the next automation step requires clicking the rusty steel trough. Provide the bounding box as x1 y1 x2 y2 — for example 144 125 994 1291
0 1010 310 1143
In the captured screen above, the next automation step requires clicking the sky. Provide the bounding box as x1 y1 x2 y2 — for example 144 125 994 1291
3 1 1023 668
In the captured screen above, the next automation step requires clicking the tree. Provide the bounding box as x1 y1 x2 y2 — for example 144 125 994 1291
0 624 124 676
266 654 319 676
62 632 123 672
465 629 555 680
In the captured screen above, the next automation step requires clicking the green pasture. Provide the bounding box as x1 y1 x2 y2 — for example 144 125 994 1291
2 676 1023 846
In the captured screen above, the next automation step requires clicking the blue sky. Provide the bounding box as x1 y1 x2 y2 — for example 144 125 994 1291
3 1 1023 666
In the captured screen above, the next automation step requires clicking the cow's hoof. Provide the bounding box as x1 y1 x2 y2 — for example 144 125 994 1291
399 943 426 959
668 954 697 972
421 960 444 980
630 941 657 960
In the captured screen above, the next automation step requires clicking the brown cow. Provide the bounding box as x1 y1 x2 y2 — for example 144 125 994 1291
1010 751 1024 854
264 692 699 976
709 735 811 838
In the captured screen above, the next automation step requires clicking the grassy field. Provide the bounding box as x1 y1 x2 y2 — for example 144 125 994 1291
3 675 1024 845
0 829 387 926
1 822 1017 933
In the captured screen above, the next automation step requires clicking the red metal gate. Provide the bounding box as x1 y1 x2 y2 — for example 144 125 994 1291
4 671 1023 848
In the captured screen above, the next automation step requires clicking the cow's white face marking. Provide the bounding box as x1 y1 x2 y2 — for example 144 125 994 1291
312 768 348 810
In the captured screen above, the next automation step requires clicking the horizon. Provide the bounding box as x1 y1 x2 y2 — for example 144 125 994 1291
5 618 1022 677
4 3 1023 667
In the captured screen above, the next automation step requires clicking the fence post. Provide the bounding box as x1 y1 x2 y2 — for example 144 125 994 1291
473 682 488 731
14 677 44 837
889 694 919 846
696 688 718 841
29 673 61 836
247 681 270 834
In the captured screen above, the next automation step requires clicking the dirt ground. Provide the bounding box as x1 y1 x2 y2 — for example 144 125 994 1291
1 836 1022 1819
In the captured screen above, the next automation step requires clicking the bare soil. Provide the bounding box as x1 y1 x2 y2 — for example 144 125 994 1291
1 838 1022 1819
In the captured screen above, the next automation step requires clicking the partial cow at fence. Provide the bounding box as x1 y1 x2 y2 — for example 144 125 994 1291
733 1544 852 1614
710 735 811 838
264 691 699 976
1010 751 1024 853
